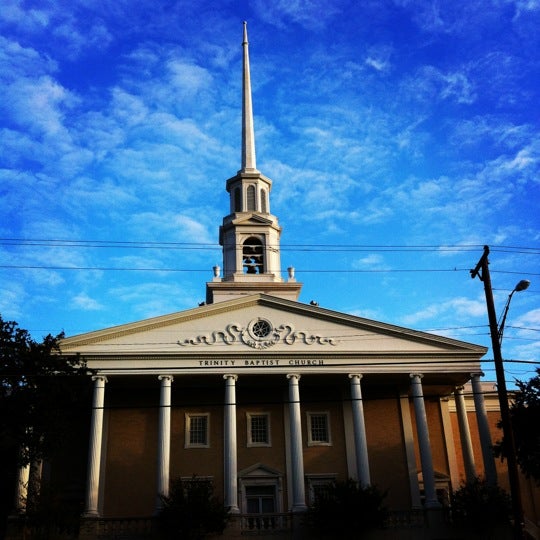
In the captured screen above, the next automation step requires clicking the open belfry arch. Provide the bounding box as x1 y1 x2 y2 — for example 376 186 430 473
12 22 532 540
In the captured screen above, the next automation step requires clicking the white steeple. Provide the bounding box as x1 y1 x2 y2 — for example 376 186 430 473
206 22 302 304
241 21 257 172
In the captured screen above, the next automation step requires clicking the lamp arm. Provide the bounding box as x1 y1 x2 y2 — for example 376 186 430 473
498 290 515 346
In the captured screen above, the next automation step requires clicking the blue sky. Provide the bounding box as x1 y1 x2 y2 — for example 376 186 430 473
1 0 539 385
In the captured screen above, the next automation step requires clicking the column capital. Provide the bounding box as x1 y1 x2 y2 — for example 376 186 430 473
286 373 301 381
455 386 465 394
223 374 238 382
470 371 485 379
158 374 174 383
409 373 423 381
91 375 108 383
348 373 363 381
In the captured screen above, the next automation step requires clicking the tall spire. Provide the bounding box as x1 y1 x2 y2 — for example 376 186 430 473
241 21 257 171
205 22 302 304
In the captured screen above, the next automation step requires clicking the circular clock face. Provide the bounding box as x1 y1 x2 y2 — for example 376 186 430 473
249 318 272 339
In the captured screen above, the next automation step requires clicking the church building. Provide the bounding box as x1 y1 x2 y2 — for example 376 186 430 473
11 23 539 540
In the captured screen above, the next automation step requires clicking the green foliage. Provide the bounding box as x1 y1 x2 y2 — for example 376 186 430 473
306 479 388 539
158 477 229 540
0 315 90 465
23 479 82 539
494 368 540 483
451 478 511 536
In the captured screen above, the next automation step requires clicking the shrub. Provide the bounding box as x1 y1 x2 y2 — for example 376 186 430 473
158 477 229 540
306 479 387 539
451 478 511 537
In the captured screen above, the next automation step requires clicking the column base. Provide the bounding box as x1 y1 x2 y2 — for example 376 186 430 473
82 511 100 518
78 517 100 540
424 499 442 510
424 506 445 530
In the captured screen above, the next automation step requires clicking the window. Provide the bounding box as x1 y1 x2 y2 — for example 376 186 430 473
260 189 267 213
247 413 271 446
307 475 336 505
185 413 209 448
244 485 278 531
307 412 331 446
247 185 256 211
246 485 276 513
234 187 242 212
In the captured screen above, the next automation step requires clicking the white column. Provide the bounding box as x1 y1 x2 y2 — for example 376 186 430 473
224 374 239 513
84 375 107 517
470 372 497 485
409 373 440 509
156 375 173 512
348 374 370 487
454 386 477 482
14 461 30 513
287 374 307 512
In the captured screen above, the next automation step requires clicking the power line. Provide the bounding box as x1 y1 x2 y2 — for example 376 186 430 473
2 264 539 276
2 238 540 254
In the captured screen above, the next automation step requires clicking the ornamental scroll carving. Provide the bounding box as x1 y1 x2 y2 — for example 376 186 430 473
177 319 338 350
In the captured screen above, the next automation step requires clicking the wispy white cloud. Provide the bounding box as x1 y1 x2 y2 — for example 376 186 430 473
352 254 391 270
364 45 393 74
0 0 50 33
107 282 201 319
0 281 28 320
401 296 487 325
4 75 76 136
403 65 476 105
72 292 104 311
252 0 342 30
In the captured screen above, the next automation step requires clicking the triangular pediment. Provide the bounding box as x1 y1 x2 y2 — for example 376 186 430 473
60 294 486 375
232 213 274 225
238 463 282 479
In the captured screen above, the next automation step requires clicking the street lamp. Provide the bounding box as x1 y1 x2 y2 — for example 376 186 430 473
498 280 530 346
471 246 530 540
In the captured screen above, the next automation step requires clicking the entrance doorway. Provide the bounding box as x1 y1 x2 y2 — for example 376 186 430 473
245 485 277 531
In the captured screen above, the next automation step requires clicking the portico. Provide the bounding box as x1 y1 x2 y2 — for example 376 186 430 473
68 318 491 521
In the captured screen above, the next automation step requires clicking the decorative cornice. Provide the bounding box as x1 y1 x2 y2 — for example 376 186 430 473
178 319 338 350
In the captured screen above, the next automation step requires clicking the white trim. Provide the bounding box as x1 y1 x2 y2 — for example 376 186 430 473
306 411 332 446
185 413 210 448
247 412 272 447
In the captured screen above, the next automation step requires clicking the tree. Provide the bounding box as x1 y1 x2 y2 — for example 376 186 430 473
494 368 540 483
158 477 229 540
0 314 90 466
306 479 387 539
451 478 511 538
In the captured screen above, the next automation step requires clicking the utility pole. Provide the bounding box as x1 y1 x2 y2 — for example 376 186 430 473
470 245 523 540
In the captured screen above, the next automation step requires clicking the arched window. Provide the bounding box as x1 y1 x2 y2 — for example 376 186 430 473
247 185 256 211
260 189 267 213
242 237 264 274
234 187 242 212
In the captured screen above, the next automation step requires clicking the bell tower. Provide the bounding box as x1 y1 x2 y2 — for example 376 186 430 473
206 22 302 304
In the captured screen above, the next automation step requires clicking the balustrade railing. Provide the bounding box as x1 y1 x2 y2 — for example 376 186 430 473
94 517 154 539
239 512 291 533
385 509 426 528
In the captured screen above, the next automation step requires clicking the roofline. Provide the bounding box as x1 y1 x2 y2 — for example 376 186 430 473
60 293 487 354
